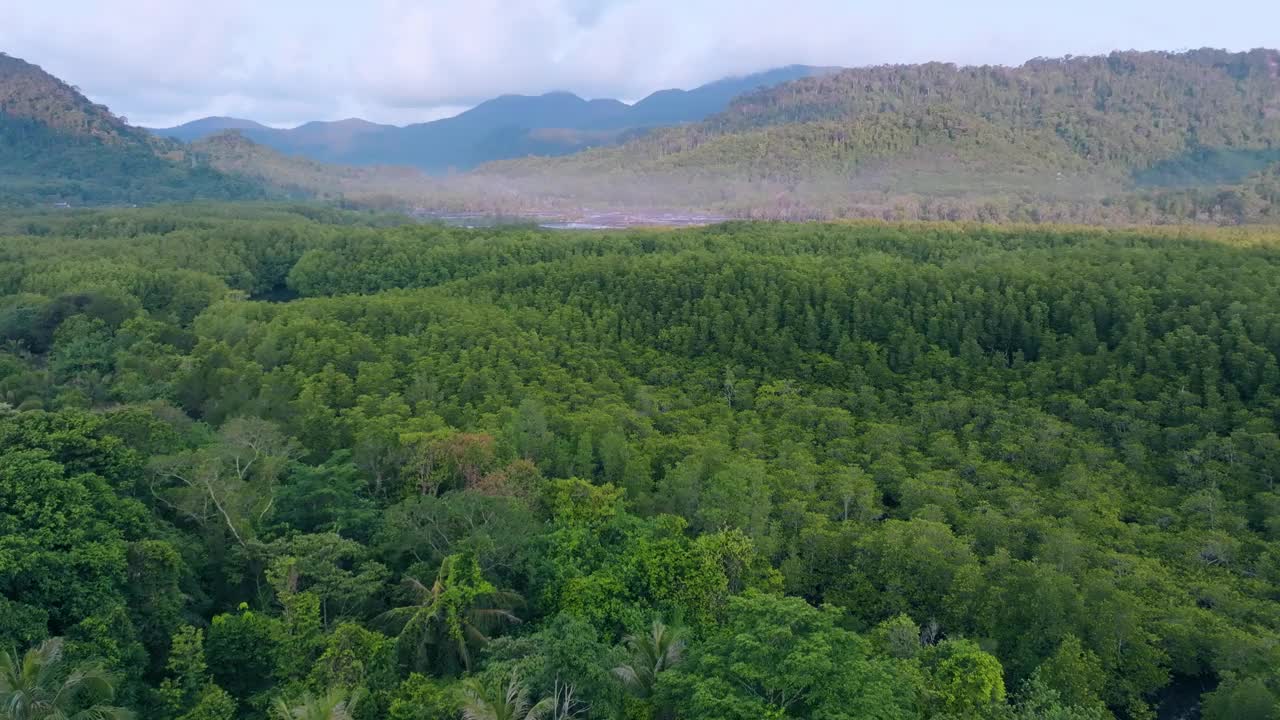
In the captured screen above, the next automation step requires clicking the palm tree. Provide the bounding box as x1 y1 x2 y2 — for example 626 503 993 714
270 687 361 720
380 554 521 674
461 672 552 720
612 620 684 700
0 637 134 720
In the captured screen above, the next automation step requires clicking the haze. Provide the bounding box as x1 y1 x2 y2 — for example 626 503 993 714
5 0 1279 128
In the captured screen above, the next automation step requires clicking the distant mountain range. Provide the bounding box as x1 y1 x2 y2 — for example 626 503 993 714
478 49 1280 223
4 47 1279 224
149 66 835 172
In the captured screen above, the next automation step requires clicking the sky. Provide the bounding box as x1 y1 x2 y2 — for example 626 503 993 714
3 0 1279 128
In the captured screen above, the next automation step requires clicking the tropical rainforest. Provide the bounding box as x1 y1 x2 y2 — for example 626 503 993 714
1 204 1278 720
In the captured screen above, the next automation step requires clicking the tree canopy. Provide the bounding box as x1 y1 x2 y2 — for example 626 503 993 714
1 205 1279 718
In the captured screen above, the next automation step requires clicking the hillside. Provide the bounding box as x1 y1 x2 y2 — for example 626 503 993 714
152 66 832 172
190 130 444 206
0 53 268 206
476 49 1280 223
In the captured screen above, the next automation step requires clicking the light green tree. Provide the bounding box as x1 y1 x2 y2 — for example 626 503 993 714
658 591 918 719
923 639 1007 719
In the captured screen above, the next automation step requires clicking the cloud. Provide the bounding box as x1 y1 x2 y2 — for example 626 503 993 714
3 0 1278 127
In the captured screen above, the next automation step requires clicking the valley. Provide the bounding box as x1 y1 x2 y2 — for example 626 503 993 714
2 29 1280 720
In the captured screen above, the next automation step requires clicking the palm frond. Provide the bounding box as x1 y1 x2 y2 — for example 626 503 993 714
525 695 555 720
70 707 137 720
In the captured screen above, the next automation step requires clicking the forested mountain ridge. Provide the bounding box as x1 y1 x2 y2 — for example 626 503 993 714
2 205 1280 719
0 52 145 143
714 49 1280 140
0 53 270 206
188 131 440 204
150 66 833 172
478 49 1280 223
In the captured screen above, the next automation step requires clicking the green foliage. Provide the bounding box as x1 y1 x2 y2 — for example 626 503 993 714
480 612 618 717
308 624 396 694
0 637 134 720
0 412 147 637
920 639 1007 719
1033 635 1107 710
612 619 683 702
871 614 922 660
1012 677 1112 720
386 674 458 720
206 606 282 702
1201 675 1280 720
270 686 362 720
4 208 1280 718
659 591 919 719
157 626 212 717
266 534 389 627
460 671 552 720
176 684 237 720
382 554 521 676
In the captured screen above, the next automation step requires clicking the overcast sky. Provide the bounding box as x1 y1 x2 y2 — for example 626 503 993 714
4 0 1279 128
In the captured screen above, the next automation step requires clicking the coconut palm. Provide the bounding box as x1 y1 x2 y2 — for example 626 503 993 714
0 637 134 720
270 687 361 720
461 672 552 720
380 554 521 674
612 620 684 700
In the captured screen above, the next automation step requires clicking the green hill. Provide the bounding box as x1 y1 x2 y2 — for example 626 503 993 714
189 130 444 206
476 49 1280 223
0 53 268 206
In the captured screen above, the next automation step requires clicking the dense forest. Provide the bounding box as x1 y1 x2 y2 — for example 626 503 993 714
1 204 1278 719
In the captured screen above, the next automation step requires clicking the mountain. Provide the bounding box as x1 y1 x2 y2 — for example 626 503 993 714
0 53 268 206
624 65 832 127
151 116 270 142
156 117 396 164
474 49 1280 223
150 66 834 172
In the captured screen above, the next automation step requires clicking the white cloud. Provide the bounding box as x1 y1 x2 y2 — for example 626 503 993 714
2 0 1278 127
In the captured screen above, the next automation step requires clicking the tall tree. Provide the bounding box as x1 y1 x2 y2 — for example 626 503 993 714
381 554 521 675
148 417 298 548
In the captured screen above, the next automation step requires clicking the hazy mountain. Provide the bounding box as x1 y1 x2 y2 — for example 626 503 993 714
624 65 833 127
190 130 440 204
152 116 271 142
475 49 1280 222
0 53 267 206
150 66 835 172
